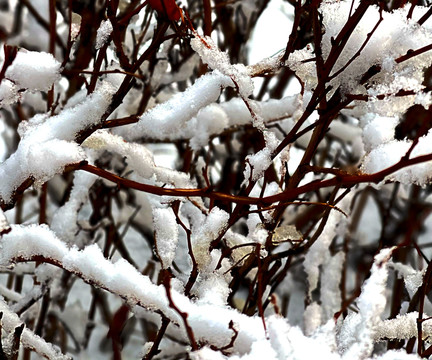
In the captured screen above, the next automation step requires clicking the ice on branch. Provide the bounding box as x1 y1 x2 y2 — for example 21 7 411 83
70 12 82 41
0 81 116 202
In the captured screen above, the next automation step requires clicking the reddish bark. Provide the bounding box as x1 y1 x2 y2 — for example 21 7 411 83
147 0 181 21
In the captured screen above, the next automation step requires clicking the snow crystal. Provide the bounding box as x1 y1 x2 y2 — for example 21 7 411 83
153 207 179 269
194 271 231 306
374 312 420 342
5 50 61 92
95 19 113 49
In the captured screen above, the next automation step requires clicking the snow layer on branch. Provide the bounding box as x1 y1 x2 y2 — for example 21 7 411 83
191 36 253 98
192 34 285 176
373 312 432 343
0 224 268 355
84 130 192 188
389 261 425 298
360 114 399 152
0 79 20 106
304 302 322 336
0 224 68 262
242 316 341 360
320 251 345 322
0 225 424 359
322 1 432 96
288 1 432 115
193 267 232 306
191 207 230 272
303 192 353 296
191 347 227 360
374 351 419 360
244 130 280 182
128 72 232 141
191 35 286 179
339 248 394 358
128 94 300 149
5 49 61 92
362 130 432 186
0 81 116 202
153 207 179 269
51 168 98 244
0 298 70 359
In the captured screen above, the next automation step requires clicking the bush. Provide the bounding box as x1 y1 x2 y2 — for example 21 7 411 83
0 0 432 359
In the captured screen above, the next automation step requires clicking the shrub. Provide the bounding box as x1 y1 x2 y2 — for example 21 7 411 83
0 0 432 359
